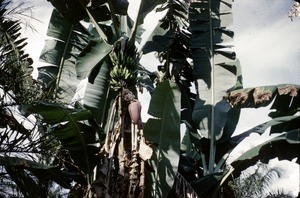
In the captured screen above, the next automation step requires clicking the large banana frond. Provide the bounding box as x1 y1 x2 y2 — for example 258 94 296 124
29 102 99 175
190 0 241 141
0 156 80 189
141 0 189 53
38 9 91 103
189 123 300 196
177 115 300 197
144 80 181 197
48 0 171 48
214 115 300 171
231 129 300 178
216 84 300 159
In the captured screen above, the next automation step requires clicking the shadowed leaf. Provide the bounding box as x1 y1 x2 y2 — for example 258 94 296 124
144 80 181 197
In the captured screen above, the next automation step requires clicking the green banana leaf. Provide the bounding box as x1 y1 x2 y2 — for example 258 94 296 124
142 28 172 54
269 115 300 134
141 0 189 54
29 102 99 174
0 156 80 189
231 129 300 177
75 38 113 82
225 84 300 136
48 0 158 44
38 9 91 103
190 0 242 141
215 115 300 165
144 80 181 197
229 115 300 146
181 117 300 196
211 84 300 164
82 58 118 126
225 84 299 115
190 171 228 197
47 0 87 22
48 0 130 23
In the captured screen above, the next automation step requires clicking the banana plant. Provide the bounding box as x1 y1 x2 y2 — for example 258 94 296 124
142 1 299 197
143 80 181 197
189 0 241 173
33 0 300 197
170 1 299 197
35 0 172 197
142 0 242 196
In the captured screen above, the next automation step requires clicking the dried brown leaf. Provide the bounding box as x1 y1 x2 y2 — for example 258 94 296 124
138 140 153 161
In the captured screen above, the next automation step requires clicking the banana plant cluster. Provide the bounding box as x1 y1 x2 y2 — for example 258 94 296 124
37 0 300 197
1 0 299 197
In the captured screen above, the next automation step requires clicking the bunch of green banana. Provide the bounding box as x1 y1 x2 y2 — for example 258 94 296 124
109 37 139 91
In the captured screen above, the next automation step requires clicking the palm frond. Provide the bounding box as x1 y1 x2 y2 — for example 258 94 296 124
0 0 41 104
0 0 44 157
229 162 283 197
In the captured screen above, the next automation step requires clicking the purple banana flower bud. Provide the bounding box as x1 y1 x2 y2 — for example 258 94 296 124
128 100 141 124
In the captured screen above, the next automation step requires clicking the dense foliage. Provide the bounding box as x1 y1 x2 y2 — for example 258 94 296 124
0 0 299 197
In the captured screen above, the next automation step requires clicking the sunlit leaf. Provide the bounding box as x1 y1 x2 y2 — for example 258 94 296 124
38 9 90 103
83 58 118 125
190 0 241 141
76 38 113 81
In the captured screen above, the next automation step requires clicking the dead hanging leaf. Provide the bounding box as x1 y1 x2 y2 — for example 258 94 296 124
138 140 153 161
130 162 139 168
253 87 272 105
278 85 298 97
224 89 250 107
